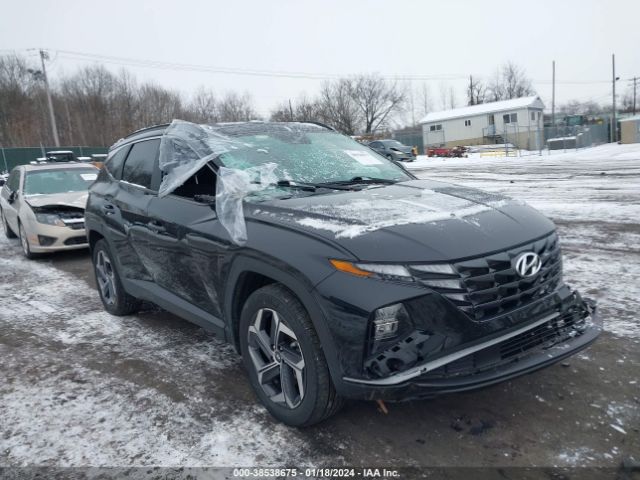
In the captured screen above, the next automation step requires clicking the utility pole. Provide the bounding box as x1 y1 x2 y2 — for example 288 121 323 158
39 49 60 147
632 76 638 115
551 60 556 127
612 54 618 143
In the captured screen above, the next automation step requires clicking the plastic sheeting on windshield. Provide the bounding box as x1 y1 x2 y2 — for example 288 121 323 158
158 119 240 197
158 119 283 245
215 163 278 246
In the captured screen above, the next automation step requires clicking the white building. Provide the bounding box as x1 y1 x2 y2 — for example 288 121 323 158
419 96 545 150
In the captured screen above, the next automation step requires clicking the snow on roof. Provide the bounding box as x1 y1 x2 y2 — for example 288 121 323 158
419 96 544 124
620 115 640 122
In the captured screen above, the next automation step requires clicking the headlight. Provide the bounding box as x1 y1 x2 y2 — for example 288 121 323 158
35 213 65 227
330 259 413 282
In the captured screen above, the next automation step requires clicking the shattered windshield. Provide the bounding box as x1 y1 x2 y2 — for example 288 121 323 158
23 168 98 195
157 120 412 197
217 129 410 185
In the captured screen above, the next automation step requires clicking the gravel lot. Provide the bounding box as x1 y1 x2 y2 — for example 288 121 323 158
1 143 638 471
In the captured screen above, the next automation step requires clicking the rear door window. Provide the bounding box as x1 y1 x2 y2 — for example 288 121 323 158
121 139 159 189
105 145 130 180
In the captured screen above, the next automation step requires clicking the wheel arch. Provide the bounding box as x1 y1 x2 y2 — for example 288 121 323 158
224 256 342 385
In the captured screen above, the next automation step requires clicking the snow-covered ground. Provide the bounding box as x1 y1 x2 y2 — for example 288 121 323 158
0 142 638 470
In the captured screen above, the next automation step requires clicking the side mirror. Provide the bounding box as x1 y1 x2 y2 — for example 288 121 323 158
0 179 4 187
8 191 16 204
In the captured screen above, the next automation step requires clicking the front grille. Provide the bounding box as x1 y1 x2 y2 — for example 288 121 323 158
411 233 562 321
422 307 587 380
65 221 85 230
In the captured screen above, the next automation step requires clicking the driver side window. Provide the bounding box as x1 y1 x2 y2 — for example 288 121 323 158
171 163 217 199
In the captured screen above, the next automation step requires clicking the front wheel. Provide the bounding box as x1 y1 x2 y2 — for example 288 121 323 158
92 239 141 315
240 284 343 426
18 222 38 259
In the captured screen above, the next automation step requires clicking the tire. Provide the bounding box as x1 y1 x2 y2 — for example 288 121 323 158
1 209 16 239
92 238 141 315
239 283 343 427
18 222 39 259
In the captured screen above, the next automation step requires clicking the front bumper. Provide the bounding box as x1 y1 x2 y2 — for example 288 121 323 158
314 268 600 400
25 223 89 252
341 308 600 401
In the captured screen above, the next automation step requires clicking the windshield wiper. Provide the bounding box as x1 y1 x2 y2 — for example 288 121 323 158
317 176 399 187
273 180 354 191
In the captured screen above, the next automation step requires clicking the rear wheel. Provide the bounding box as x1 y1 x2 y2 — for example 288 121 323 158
18 222 38 259
92 239 141 315
239 283 343 426
1 209 16 239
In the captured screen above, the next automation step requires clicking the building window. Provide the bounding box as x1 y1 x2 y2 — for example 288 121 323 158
531 112 536 121
503 113 518 124
464 119 471 126
429 124 442 132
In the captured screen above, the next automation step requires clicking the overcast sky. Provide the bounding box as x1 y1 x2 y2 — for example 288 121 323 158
2 0 639 122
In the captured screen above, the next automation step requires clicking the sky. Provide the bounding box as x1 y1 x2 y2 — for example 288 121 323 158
1 0 639 123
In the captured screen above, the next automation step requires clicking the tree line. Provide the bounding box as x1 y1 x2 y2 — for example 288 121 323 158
2 53 627 148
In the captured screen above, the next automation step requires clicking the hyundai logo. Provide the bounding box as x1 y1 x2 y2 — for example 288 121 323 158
514 252 542 277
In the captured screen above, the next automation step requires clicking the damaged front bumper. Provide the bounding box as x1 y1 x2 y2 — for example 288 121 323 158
322 281 601 401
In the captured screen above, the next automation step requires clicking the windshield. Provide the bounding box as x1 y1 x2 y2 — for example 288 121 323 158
383 140 405 148
217 130 411 185
23 168 98 195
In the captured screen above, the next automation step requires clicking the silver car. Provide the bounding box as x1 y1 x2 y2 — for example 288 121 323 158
0 163 99 258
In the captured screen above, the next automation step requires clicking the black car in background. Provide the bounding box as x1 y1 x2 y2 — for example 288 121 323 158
368 139 416 162
85 121 599 426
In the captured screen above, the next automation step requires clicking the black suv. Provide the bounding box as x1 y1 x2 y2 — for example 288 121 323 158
86 121 600 426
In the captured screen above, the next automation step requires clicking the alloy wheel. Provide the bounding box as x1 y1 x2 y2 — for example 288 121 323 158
95 250 117 305
247 308 306 409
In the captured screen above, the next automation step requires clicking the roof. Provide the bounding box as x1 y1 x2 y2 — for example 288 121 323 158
22 163 99 172
419 96 544 124
620 115 640 122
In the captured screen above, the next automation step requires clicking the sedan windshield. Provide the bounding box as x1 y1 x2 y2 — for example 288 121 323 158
23 168 98 195
383 140 405 148
217 129 411 185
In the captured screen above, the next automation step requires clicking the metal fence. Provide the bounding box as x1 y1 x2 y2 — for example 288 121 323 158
392 129 424 153
0 146 108 173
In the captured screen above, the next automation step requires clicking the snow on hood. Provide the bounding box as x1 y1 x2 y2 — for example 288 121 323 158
282 180 520 239
24 191 89 209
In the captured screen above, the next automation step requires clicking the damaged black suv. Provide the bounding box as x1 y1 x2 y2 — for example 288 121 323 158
86 120 600 426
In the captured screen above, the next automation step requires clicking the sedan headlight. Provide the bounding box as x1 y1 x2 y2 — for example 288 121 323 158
35 213 65 227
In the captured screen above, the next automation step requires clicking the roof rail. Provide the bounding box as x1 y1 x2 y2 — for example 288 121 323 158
123 123 171 139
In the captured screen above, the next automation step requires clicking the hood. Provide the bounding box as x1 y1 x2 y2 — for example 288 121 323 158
247 179 555 262
24 191 89 209
390 146 413 154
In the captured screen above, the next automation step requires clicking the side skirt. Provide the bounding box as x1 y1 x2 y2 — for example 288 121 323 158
122 278 227 339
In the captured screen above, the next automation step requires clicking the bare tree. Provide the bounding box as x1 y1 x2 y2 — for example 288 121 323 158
217 91 257 122
488 62 535 101
467 75 486 105
270 96 321 123
317 79 361 135
348 74 405 134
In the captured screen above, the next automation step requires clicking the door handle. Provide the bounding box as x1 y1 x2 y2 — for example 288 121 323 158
101 203 116 215
148 220 166 233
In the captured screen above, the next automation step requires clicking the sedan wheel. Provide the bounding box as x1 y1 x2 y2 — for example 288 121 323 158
18 223 36 259
95 249 117 306
247 307 306 409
